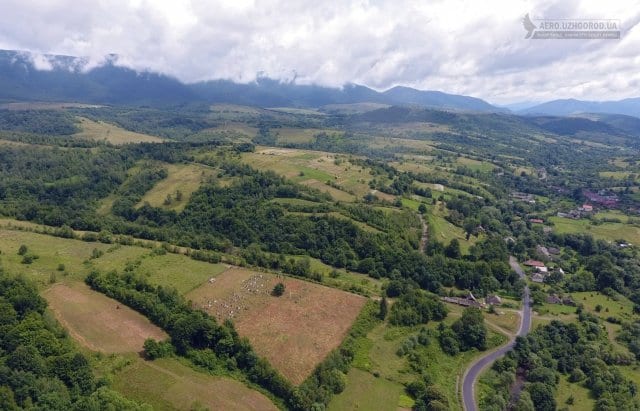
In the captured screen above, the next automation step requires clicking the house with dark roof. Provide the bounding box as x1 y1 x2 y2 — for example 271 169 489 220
547 294 562 304
485 295 502 305
531 273 545 283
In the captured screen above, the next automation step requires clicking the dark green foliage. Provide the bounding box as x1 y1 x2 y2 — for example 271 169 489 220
484 317 640 410
0 272 148 409
444 239 461 259
378 296 388 320
142 338 174 360
618 320 640 360
526 382 556 411
0 110 78 135
271 282 285 297
451 307 487 351
388 290 447 326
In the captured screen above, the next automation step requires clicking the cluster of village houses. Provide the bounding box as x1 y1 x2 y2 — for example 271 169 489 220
441 243 578 310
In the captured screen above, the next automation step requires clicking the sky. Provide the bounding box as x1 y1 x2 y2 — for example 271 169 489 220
0 0 639 105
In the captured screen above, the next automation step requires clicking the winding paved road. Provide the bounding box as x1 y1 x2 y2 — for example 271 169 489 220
461 256 531 411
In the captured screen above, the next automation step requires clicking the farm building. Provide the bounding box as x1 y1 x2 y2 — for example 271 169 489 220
442 292 485 308
485 295 502 305
523 259 545 268
531 273 546 283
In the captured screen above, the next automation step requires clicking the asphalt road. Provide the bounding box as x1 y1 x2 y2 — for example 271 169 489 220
461 256 531 411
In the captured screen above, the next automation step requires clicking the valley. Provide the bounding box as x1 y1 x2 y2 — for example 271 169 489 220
1 97 640 411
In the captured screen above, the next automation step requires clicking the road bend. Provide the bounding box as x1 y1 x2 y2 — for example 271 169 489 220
461 256 531 411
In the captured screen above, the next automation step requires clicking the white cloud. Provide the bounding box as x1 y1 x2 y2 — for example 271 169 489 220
0 0 638 104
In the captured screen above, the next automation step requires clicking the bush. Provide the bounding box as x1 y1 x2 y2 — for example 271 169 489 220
21 253 39 264
143 338 174 360
17 244 28 255
272 282 286 297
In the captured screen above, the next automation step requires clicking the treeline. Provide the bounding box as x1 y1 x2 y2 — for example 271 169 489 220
0 110 78 135
0 272 149 410
481 315 639 411
297 300 380 408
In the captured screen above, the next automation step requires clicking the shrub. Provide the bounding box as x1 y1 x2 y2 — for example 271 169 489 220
272 282 286 297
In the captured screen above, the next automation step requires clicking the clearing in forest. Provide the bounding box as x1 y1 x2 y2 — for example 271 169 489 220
44 282 167 353
186 267 367 384
74 117 163 144
241 147 395 202
136 163 216 211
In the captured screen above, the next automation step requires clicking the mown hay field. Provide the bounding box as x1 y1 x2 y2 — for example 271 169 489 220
44 282 167 353
187 267 367 384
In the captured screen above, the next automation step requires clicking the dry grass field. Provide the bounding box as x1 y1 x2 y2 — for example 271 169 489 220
187 267 367 384
44 282 167 353
74 117 163 144
136 163 215 211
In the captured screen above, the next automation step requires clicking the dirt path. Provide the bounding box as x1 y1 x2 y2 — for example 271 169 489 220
419 214 429 252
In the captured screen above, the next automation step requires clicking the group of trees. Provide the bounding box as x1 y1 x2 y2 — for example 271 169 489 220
481 316 639 411
387 289 447 326
0 272 149 410
438 308 487 355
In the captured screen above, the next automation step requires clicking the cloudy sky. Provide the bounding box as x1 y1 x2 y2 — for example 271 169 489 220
0 0 639 104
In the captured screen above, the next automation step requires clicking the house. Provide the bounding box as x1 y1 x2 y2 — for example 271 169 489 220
441 295 485 308
537 167 547 180
583 190 619 208
536 245 550 260
523 259 545 268
580 204 593 213
546 293 575 306
511 192 536 204
485 295 502 305
529 218 544 224
547 294 562 304
531 273 546 283
547 247 561 256
536 266 548 274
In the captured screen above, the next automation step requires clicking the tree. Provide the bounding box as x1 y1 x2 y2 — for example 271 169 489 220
526 382 556 411
272 282 286 297
514 391 535 411
17 244 28 255
0 386 18 411
451 307 487 351
378 296 388 320
418 203 427 214
444 239 461 259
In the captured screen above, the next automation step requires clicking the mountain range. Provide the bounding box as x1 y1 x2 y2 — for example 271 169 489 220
0 50 639 119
